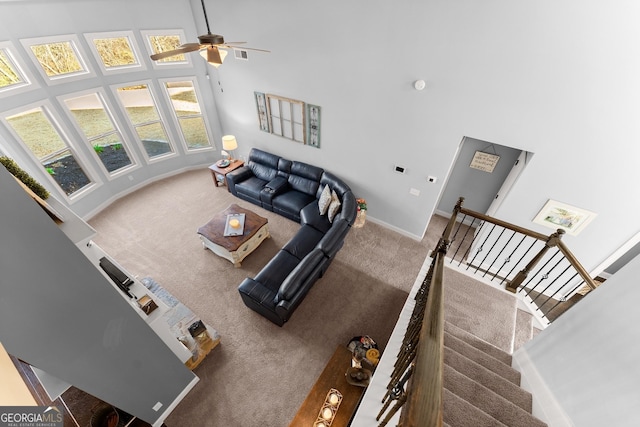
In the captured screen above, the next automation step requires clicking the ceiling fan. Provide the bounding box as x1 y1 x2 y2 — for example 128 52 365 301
150 0 269 67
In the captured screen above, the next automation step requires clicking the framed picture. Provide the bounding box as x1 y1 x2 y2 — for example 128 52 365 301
254 91 270 132
532 199 597 236
306 104 321 148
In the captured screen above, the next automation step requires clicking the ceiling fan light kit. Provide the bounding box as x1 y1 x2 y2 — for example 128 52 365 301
149 0 269 67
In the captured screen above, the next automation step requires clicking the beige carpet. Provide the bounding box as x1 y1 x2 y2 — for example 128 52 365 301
88 168 432 427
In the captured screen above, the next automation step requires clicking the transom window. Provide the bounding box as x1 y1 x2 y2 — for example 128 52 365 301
0 41 37 97
162 79 212 151
60 91 135 176
84 31 147 74
114 82 175 161
141 30 192 68
3 104 93 197
21 35 95 85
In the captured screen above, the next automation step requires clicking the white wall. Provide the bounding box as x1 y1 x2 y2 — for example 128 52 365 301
206 0 640 271
516 251 640 426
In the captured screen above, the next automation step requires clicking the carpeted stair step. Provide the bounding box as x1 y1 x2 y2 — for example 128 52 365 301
444 364 547 427
443 388 507 427
513 309 533 352
445 321 512 365
444 346 532 412
444 332 521 384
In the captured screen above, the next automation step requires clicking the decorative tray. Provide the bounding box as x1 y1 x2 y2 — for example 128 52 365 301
224 213 245 236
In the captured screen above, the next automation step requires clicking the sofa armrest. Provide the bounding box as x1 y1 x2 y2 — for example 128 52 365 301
226 166 253 194
238 277 277 306
276 249 326 301
317 219 349 258
265 176 289 194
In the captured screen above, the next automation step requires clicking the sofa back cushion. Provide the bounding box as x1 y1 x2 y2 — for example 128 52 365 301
248 148 280 181
287 161 323 196
318 171 350 199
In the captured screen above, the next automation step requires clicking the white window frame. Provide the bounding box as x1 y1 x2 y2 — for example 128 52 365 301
110 79 177 164
140 29 193 69
20 34 96 86
159 76 215 153
84 31 147 75
0 40 39 98
58 88 140 180
0 100 101 202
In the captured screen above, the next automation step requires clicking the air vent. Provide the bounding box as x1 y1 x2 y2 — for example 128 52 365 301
234 48 249 60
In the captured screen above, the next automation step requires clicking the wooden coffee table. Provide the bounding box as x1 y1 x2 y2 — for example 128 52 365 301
197 204 270 267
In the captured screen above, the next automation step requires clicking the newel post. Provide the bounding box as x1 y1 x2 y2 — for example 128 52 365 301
506 229 565 293
433 197 464 257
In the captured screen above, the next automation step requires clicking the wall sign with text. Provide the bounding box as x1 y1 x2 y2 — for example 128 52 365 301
470 151 500 173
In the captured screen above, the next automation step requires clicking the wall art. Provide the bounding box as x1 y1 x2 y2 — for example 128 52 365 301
532 199 597 236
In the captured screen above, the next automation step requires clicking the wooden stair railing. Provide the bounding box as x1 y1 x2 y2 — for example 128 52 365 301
375 197 598 426
449 197 597 318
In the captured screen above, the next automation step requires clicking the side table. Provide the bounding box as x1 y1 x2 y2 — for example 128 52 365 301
209 159 245 189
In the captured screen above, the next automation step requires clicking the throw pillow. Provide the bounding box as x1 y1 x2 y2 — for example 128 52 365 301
327 190 342 223
318 184 332 215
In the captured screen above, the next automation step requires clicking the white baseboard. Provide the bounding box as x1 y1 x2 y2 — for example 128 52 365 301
364 214 424 241
82 164 210 221
512 349 574 427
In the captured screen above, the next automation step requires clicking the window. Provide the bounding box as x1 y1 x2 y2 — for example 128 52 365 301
3 104 94 197
141 30 192 69
162 79 212 151
84 31 147 74
267 94 305 143
0 41 38 97
114 82 175 161
61 91 135 176
21 35 95 85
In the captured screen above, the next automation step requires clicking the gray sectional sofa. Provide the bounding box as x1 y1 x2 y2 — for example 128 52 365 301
226 148 357 326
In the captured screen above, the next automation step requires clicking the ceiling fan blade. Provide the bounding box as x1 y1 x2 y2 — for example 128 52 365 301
150 43 203 60
221 45 271 53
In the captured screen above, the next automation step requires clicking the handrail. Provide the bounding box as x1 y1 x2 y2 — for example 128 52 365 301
456 199 597 292
403 251 445 427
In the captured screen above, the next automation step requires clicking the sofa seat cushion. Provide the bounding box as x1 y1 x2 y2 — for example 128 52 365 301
236 176 269 200
272 191 316 219
253 250 301 293
300 201 332 233
283 224 324 260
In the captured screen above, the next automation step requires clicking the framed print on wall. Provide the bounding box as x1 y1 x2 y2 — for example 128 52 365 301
254 91 270 132
532 199 597 236
306 104 320 148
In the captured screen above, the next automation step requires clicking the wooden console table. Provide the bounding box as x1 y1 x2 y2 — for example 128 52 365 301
288 345 365 427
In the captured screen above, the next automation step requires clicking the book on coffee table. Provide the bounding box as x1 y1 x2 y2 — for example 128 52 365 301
224 213 245 236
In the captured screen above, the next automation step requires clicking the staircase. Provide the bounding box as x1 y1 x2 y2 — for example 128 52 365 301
442 321 546 427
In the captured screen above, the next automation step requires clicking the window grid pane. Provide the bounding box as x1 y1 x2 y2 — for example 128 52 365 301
117 85 174 159
0 49 24 88
30 41 84 77
165 80 211 150
63 93 133 174
148 35 185 62
92 37 137 68
5 107 92 196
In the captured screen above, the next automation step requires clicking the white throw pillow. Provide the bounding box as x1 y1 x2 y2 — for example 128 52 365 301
318 184 332 215
327 190 342 223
